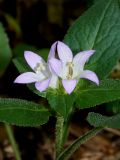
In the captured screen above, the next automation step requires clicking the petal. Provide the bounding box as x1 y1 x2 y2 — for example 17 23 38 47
49 58 62 77
48 41 58 60
35 78 50 92
57 41 73 63
62 79 77 94
14 72 40 84
73 50 95 71
24 51 45 71
49 74 59 89
80 70 99 85
61 62 70 79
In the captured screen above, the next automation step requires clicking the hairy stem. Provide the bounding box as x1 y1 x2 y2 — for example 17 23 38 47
55 112 72 159
5 124 21 160
55 115 64 158
57 127 103 160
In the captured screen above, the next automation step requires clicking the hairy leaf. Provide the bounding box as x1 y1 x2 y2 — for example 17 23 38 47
64 0 120 79
47 91 76 118
76 79 120 109
87 112 120 129
0 98 50 126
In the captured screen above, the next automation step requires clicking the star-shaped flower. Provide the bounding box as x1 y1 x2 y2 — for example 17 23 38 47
49 41 99 94
14 42 58 92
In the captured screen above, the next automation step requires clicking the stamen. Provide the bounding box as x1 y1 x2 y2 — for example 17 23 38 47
34 63 46 73
66 62 74 67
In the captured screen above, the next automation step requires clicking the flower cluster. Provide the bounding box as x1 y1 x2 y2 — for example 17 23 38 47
14 41 99 94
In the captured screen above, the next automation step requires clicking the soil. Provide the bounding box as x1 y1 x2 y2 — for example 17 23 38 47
0 122 120 160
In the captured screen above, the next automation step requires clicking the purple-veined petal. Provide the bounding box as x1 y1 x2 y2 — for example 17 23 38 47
57 41 73 63
73 50 95 72
49 58 62 77
35 78 50 92
80 70 99 85
24 51 45 71
48 41 58 60
14 72 40 84
62 79 77 94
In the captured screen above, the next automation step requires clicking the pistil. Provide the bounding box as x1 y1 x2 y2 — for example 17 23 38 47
66 62 74 79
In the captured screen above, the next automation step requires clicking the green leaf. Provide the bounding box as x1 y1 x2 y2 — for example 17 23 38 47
87 112 120 129
13 57 29 73
47 91 77 118
106 100 120 114
38 48 49 61
47 92 66 117
0 98 50 126
64 0 120 79
76 79 120 109
0 23 12 76
27 83 46 98
13 43 38 57
13 43 49 61
5 14 22 37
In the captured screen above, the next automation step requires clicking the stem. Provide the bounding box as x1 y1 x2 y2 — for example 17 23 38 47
62 120 70 146
55 115 64 158
5 124 21 160
55 113 72 159
57 127 104 160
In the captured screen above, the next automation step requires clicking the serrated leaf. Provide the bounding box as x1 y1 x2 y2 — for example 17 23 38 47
87 112 120 129
76 79 120 109
64 0 120 79
0 98 50 126
0 23 12 76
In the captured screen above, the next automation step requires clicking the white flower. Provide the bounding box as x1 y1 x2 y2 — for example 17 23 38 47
14 42 59 92
49 41 99 94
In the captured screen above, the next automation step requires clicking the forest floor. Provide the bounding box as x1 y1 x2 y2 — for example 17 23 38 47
0 121 120 160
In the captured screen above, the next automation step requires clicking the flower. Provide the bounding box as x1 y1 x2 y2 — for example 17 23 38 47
14 42 59 92
49 41 99 94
